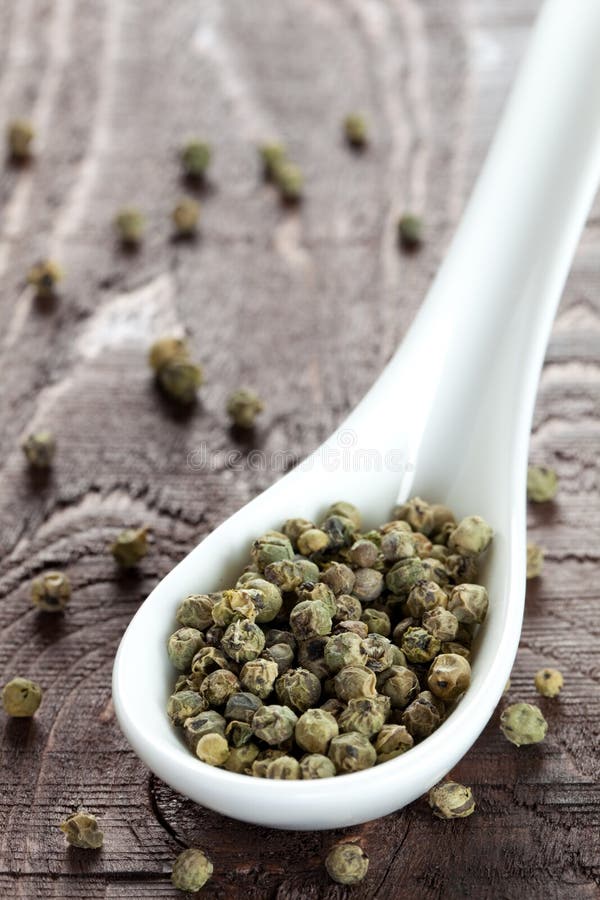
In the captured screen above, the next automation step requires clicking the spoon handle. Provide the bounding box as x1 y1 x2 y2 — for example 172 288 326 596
338 0 600 507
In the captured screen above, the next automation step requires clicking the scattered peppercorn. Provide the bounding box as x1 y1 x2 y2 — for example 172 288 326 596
526 542 544 578
110 526 149 568
114 208 145 246
181 141 212 181
171 848 213 893
343 113 369 149
7 119 35 160
30 571 71 612
398 213 423 250
226 388 264 429
500 702 548 746
527 465 558 502
27 259 62 299
59 811 104 849
259 142 287 180
148 336 204 404
2 677 42 717
428 781 475 819
534 668 563 698
21 431 56 468
325 842 369 885
273 160 303 203
172 197 200 236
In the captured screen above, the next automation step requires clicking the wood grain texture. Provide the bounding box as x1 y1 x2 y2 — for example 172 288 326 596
1 0 599 897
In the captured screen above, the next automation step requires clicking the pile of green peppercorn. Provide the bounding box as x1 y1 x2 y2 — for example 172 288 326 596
165 497 493 778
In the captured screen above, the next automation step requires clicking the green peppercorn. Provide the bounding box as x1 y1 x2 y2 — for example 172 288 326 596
27 260 62 299
196 731 229 766
7 119 35 160
398 213 423 250
157 356 204 404
59 811 104 849
263 559 304 592
296 582 337 616
534 668 563 698
251 531 294 571
300 753 336 779
212 589 257 626
377 666 419 709
223 688 262 723
297 636 330 679
427 653 471 701
30 571 71 612
182 710 226 752
167 690 207 725
328 732 376 773
199 668 240 706
289 600 332 640
380 529 416 563
386 557 427 596
321 562 356 596
181 140 211 180
224 742 259 773
172 197 200 236
148 336 188 372
240 578 283 623
334 665 377 701
526 542 544 579
295 708 339 754
323 501 362 529
401 691 443 739
334 619 369 640
448 583 489 624
440 641 471 662
252 704 298 745
190 646 231 679
171 848 213 892
273 160 303 203
262 642 295 675
325 842 369 885
343 113 369 149
360 607 391 637
429 781 475 819
324 632 367 672
221 619 265 663
333 593 363 621
226 388 264 429
448 516 493 556
239 657 279 699
176 594 215 631
338 696 389 737
297 528 330 555
21 430 56 468
400 627 441 664
251 749 286 778
110 526 149 568
319 514 356 550
281 517 313 544
114 208 145 245
352 568 384 603
259 142 287 180
224 720 253 747
167 627 205 672
373 723 414 762
527 465 558 502
445 553 479 584
421 607 459 642
500 702 548 746
349 538 379 568
2 677 42 717
264 755 300 779
275 667 321 713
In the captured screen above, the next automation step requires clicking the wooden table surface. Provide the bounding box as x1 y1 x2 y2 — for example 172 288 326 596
1 1 599 897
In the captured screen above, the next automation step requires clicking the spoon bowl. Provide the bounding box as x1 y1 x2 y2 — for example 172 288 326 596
113 0 600 830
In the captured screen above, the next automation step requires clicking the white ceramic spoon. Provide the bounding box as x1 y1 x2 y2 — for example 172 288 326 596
113 0 600 830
